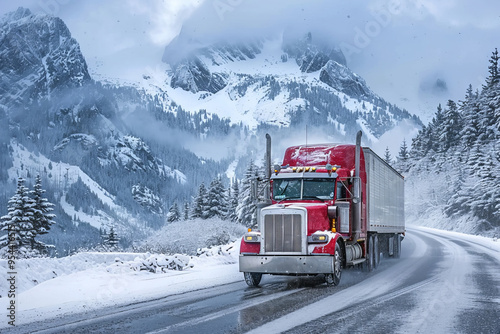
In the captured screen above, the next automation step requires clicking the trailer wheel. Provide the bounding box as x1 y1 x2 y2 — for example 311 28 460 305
393 234 401 258
325 243 343 286
244 272 262 287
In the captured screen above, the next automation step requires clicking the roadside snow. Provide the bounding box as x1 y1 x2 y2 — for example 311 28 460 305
0 242 242 328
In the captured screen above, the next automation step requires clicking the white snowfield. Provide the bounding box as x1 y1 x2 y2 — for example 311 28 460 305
0 225 499 331
0 243 240 329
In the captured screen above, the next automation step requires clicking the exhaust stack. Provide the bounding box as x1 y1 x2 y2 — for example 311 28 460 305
352 131 362 242
255 134 273 228
264 133 272 202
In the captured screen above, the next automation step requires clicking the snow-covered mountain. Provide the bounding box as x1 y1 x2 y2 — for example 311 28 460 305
0 8 227 254
160 29 421 138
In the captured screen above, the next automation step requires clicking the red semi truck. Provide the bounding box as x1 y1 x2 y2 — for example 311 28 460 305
239 131 405 286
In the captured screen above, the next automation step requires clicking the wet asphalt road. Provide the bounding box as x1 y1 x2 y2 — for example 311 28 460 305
9 226 500 334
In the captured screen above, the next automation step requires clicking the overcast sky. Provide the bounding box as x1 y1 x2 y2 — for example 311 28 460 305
1 0 499 123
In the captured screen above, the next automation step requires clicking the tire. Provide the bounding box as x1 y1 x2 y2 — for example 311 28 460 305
325 242 343 286
373 234 380 269
365 235 374 272
393 234 401 258
244 272 262 287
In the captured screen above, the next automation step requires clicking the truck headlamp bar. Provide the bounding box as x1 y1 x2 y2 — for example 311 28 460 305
290 166 317 172
287 166 339 173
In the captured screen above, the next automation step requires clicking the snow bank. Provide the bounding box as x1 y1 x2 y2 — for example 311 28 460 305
136 217 247 255
0 241 242 328
0 241 241 298
110 253 192 273
0 252 141 296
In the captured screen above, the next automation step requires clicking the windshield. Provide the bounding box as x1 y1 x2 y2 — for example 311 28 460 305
273 178 336 201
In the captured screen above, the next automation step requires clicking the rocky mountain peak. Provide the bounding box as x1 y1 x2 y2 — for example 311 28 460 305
1 6 32 22
163 33 263 94
282 31 347 73
0 7 91 107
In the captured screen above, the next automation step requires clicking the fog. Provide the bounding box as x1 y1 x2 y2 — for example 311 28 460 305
3 0 499 121
170 0 500 122
2 0 499 122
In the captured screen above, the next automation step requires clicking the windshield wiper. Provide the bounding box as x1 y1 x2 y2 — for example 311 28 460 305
301 195 326 202
277 196 300 203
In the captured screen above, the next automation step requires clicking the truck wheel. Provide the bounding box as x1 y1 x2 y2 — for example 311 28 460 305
365 235 374 272
244 272 262 287
373 234 380 269
325 243 343 286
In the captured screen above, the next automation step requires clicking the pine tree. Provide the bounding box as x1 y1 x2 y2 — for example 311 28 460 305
237 161 258 227
167 202 181 223
440 100 462 151
384 147 392 165
31 174 56 253
459 86 480 151
206 177 227 219
183 202 189 220
227 179 239 221
105 226 120 250
191 182 208 219
395 139 409 174
485 48 499 88
0 178 36 258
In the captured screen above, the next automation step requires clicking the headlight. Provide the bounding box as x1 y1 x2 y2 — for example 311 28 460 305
244 233 261 243
308 234 329 243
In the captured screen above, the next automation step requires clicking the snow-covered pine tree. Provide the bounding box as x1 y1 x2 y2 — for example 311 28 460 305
30 174 56 254
384 147 392 165
206 176 227 219
191 182 208 219
237 160 260 227
459 86 480 152
225 183 232 219
167 202 181 222
0 178 36 258
183 202 189 220
484 47 499 88
429 104 445 153
395 139 409 174
106 226 120 250
440 100 462 152
227 179 239 222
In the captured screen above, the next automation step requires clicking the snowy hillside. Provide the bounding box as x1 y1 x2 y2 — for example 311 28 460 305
404 50 500 237
7 141 144 234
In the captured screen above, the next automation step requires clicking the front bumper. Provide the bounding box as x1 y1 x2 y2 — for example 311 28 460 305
239 255 334 275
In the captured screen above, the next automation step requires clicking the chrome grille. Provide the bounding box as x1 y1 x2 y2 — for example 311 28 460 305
263 214 302 252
